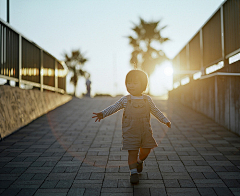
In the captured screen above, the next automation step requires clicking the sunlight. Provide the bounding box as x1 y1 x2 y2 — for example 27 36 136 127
164 66 173 76
149 62 173 96
205 61 224 74
229 52 240 64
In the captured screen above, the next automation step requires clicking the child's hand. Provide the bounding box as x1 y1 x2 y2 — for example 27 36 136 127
166 122 171 128
92 112 103 122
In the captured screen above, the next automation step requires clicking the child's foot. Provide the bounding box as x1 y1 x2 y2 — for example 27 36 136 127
137 162 143 173
130 173 139 184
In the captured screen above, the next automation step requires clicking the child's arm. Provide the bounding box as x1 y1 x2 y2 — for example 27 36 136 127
147 96 171 128
92 96 125 122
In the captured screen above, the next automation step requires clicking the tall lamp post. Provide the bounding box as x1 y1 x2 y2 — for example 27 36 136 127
7 0 10 23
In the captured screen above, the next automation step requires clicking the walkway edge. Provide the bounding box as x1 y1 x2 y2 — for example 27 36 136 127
0 85 72 139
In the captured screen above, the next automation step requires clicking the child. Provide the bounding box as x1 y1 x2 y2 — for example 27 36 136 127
92 70 171 184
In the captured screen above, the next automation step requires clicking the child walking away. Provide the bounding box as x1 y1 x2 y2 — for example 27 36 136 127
92 70 171 184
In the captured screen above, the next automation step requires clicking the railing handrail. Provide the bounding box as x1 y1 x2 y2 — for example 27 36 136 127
172 0 240 88
0 18 65 66
172 0 227 60
0 17 68 93
200 72 240 80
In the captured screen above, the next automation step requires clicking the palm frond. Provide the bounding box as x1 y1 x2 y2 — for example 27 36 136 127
128 36 139 48
160 37 170 43
127 17 170 79
159 25 167 30
63 49 89 96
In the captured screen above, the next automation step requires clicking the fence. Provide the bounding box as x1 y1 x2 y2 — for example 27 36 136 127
0 18 67 93
169 0 240 134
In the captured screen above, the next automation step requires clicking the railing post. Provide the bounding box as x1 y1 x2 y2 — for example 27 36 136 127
220 5 227 67
40 50 43 92
16 34 22 87
200 29 204 76
55 59 58 93
186 43 192 81
186 43 190 70
174 55 179 87
214 76 218 122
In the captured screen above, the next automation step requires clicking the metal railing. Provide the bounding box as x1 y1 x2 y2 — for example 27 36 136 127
169 0 240 135
0 18 68 93
172 0 240 84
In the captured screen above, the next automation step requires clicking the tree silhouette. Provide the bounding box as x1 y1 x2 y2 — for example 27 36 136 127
128 18 170 94
63 49 88 97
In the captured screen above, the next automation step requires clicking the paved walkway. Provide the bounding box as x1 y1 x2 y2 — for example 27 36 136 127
0 97 240 196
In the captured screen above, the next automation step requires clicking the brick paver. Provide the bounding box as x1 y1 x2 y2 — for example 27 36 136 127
0 97 240 196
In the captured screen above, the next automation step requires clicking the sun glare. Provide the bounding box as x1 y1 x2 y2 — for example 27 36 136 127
164 66 173 76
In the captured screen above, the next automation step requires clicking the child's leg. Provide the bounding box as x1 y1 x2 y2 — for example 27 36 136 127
128 150 138 170
137 148 151 173
138 148 151 162
128 150 139 183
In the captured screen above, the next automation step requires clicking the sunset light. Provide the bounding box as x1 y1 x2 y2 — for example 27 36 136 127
164 66 173 76
1 0 238 193
0 0 225 97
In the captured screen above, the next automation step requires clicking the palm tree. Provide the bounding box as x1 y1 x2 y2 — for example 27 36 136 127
63 49 88 96
128 18 170 94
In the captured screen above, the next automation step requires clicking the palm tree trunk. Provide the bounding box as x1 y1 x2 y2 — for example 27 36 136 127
73 85 76 97
147 82 151 95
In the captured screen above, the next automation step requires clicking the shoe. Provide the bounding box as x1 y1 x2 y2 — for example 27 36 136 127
137 162 143 173
130 173 139 184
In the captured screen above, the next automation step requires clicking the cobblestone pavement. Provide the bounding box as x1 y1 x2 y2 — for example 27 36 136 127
0 97 240 196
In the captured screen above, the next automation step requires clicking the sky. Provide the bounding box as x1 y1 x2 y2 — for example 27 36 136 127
0 0 224 97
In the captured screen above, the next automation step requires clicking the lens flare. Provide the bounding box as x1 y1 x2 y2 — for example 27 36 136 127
164 67 173 76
